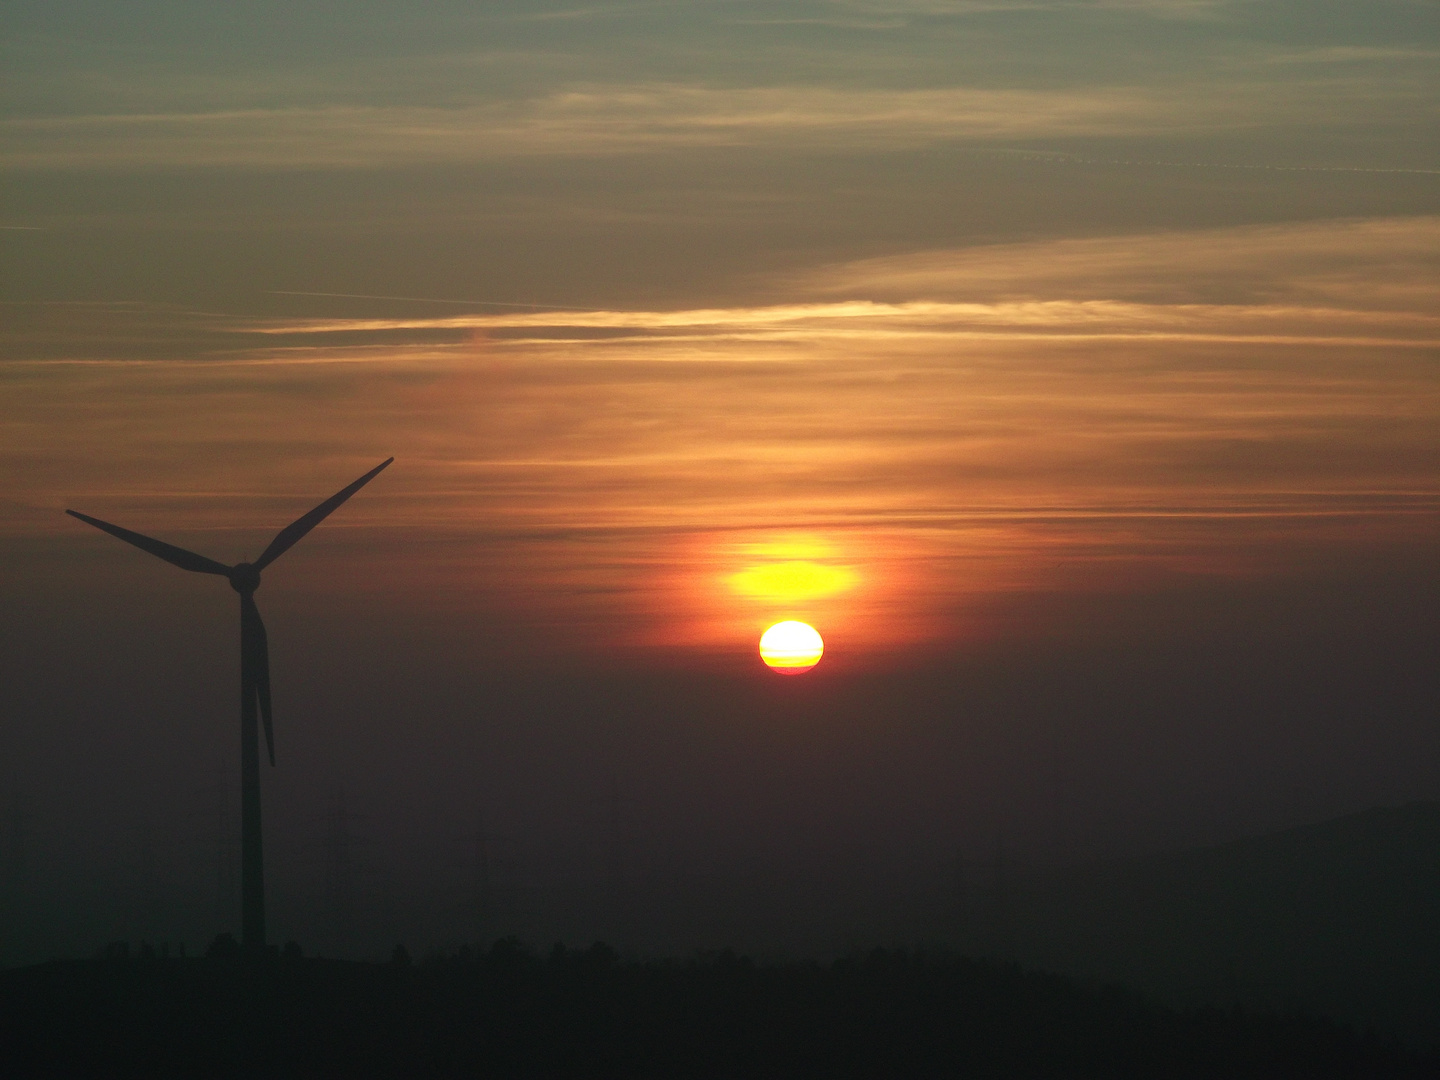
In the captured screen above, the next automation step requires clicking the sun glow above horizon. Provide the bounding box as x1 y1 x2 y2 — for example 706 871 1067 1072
726 536 858 604
759 620 824 675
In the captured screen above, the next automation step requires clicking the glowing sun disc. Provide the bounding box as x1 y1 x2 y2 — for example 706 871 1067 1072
759 621 824 675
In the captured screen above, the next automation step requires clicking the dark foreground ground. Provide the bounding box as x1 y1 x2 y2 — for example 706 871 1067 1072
2 944 1435 1079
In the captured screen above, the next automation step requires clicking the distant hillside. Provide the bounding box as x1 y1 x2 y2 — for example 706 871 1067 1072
959 803 1440 1046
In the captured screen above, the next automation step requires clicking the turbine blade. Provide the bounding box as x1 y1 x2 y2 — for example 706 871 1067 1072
242 593 275 766
65 510 230 576
252 458 393 571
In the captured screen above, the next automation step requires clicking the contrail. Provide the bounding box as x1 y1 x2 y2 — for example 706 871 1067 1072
269 290 578 309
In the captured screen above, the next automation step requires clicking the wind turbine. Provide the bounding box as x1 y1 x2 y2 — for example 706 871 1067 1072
67 458 393 952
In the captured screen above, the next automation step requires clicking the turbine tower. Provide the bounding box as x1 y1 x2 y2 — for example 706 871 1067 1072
67 458 393 951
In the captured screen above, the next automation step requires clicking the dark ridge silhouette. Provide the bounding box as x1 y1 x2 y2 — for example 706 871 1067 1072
1 943 1433 1078
953 802 1440 1047
65 458 393 952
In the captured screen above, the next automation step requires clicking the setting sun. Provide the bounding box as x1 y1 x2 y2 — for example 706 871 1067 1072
759 621 824 675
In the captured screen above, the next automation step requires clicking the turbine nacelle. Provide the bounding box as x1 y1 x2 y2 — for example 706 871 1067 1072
228 562 262 594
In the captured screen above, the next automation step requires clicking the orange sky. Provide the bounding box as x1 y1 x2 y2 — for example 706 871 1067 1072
6 217 1437 672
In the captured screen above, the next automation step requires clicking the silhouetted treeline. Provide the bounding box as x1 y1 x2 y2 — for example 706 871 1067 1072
1 941 1433 1078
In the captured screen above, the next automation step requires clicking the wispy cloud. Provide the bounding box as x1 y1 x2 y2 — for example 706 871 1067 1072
219 215 1438 347
830 0 1236 14
0 87 1160 169
1263 46 1440 65
797 216 1440 310
242 299 1439 356
4 70 1419 169
6 217 1437 653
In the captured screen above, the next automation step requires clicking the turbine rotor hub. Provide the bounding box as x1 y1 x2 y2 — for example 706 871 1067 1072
229 562 261 594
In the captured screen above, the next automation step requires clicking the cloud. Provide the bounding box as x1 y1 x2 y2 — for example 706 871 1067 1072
795 216 1440 311
208 216 1435 352
830 0 1236 14
0 87 1161 169
235 299 1438 360
6 216 1436 652
4 66 1418 170
1263 46 1440 65
10 216 1437 366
